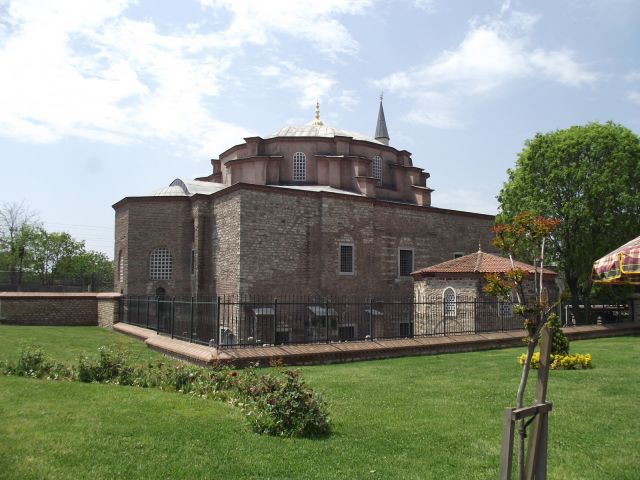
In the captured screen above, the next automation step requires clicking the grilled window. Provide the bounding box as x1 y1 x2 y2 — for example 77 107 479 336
293 152 306 181
118 251 124 283
150 247 172 280
372 155 382 185
444 287 456 316
339 244 354 274
399 249 414 277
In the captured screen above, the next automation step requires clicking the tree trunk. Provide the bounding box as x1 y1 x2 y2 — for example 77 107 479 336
515 329 540 480
566 274 582 325
582 278 593 324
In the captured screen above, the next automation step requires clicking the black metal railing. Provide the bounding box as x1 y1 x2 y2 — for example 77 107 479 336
560 303 631 326
117 295 629 348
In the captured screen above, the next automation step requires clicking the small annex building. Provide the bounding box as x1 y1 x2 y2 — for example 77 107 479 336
113 101 496 301
411 249 558 335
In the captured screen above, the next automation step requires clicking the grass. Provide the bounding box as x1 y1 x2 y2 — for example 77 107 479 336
0 325 638 479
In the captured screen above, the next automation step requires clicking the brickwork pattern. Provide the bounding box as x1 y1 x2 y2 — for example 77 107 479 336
0 293 122 327
236 188 495 299
115 184 495 300
0 293 98 326
115 199 193 296
97 294 121 328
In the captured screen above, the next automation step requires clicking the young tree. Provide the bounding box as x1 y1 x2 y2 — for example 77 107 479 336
498 122 640 322
484 212 560 479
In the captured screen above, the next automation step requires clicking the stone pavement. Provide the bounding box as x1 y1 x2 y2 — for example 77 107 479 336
113 321 640 367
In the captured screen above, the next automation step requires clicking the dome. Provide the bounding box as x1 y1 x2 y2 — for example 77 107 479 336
150 185 187 197
150 179 227 197
268 122 384 145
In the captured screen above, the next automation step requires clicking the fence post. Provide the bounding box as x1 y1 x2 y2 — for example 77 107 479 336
325 299 330 343
215 296 221 349
189 296 194 343
156 296 159 333
146 296 150 329
273 298 278 345
170 296 175 339
369 297 373 339
443 300 447 336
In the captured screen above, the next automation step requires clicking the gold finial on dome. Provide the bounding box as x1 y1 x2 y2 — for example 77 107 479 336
313 100 324 126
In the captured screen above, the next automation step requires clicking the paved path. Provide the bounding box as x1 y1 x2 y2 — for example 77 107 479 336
113 322 640 367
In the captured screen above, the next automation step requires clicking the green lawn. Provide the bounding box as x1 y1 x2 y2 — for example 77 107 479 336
0 325 638 479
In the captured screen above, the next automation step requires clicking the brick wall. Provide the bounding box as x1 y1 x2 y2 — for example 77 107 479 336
115 183 495 299
236 187 495 298
213 192 242 297
0 292 121 327
97 293 121 328
115 198 193 296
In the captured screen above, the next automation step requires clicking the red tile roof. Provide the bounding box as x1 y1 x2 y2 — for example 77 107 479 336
412 250 557 277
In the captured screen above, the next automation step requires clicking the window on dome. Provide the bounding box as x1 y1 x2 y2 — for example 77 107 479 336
150 247 172 280
372 155 382 185
293 152 306 181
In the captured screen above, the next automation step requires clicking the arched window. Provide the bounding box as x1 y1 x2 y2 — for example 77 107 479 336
118 251 124 283
500 292 514 317
293 152 306 181
150 247 172 280
372 155 382 185
443 287 456 316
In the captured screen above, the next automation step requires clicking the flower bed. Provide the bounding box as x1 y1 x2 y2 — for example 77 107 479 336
518 351 592 370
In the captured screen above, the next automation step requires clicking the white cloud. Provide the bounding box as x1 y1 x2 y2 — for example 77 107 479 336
255 62 361 114
378 7 598 128
0 0 371 155
199 0 373 56
413 0 436 13
336 89 358 111
529 49 598 86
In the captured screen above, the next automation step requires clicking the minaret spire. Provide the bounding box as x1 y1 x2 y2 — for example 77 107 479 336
375 92 390 145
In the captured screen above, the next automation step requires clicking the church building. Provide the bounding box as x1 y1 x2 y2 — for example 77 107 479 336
113 101 495 299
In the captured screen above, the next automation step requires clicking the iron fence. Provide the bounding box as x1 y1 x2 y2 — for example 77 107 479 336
0 270 113 292
561 303 631 326
119 295 633 348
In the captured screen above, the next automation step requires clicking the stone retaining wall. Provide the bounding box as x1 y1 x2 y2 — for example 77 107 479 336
0 292 121 327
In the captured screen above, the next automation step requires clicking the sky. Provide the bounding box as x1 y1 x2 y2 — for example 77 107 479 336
1 0 638 259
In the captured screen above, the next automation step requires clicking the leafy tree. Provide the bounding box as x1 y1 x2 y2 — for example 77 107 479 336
0 201 40 284
498 122 640 322
28 227 85 284
56 250 114 291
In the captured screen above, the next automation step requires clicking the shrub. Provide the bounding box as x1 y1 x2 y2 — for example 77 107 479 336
2 346 71 380
518 351 592 370
544 314 570 355
77 346 134 384
1 345 330 438
239 368 330 437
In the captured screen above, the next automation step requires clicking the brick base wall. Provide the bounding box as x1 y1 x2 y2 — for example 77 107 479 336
0 292 121 327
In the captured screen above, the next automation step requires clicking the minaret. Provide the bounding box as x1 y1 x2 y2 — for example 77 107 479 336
375 93 390 145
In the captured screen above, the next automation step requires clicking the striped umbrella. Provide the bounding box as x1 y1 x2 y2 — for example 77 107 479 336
592 235 640 284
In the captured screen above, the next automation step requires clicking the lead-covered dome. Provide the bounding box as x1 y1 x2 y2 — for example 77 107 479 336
268 123 384 145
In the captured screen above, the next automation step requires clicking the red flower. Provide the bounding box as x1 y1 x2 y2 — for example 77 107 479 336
230 371 237 377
